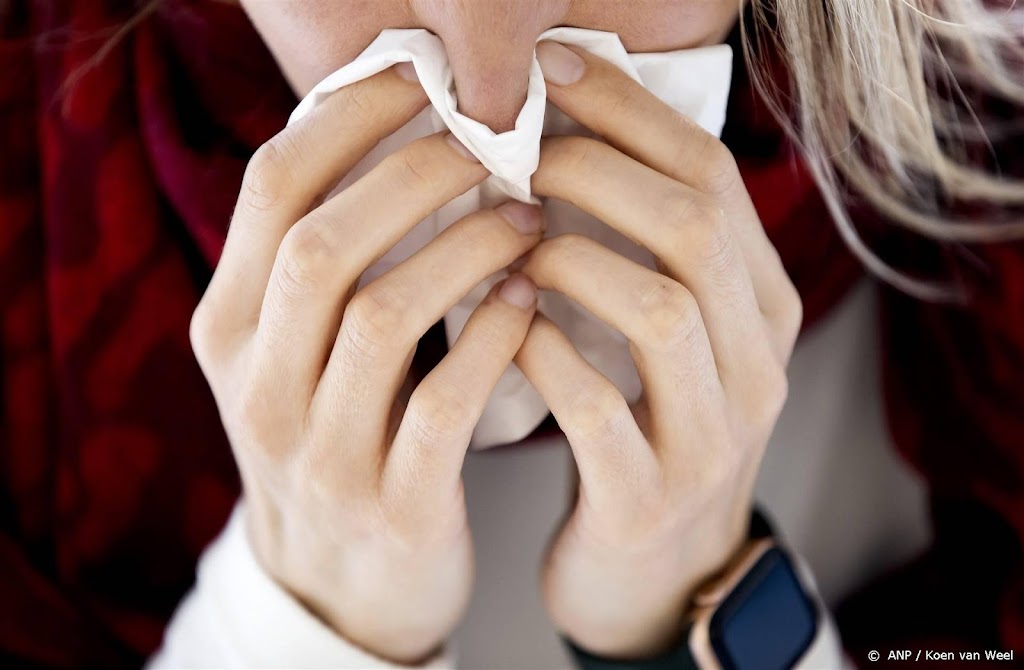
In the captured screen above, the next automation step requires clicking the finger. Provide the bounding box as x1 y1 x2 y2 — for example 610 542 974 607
537 42 801 355
514 314 657 508
251 132 488 406
380 274 538 507
532 139 778 398
520 235 725 447
314 202 544 455
205 64 428 335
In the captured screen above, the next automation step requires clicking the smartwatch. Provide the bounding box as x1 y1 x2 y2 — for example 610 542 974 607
565 510 818 670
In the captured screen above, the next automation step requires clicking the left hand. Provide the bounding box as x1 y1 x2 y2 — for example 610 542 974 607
514 42 804 658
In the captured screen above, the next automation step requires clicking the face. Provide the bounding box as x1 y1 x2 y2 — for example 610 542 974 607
240 0 740 132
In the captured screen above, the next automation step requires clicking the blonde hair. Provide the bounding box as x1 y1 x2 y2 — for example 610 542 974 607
742 0 1024 300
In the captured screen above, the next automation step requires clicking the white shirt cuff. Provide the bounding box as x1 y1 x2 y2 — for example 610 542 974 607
792 552 854 670
148 501 455 669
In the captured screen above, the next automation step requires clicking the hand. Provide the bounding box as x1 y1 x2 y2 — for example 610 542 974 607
190 66 545 663
514 43 804 658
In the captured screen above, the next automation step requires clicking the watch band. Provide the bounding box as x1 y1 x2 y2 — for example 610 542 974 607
563 508 784 670
565 627 700 670
748 507 774 540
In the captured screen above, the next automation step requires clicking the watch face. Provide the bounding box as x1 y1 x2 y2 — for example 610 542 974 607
708 547 818 670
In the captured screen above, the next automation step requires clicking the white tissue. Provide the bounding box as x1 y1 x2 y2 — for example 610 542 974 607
289 28 733 448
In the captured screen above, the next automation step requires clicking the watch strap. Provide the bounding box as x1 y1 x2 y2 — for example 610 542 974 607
564 624 699 670
563 507 778 670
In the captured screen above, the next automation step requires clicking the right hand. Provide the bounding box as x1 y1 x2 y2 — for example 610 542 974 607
189 65 544 663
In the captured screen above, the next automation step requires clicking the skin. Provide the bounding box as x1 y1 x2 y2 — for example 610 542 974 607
194 0 801 663
240 0 742 131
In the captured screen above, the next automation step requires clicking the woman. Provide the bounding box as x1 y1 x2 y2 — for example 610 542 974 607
1 0 1021 668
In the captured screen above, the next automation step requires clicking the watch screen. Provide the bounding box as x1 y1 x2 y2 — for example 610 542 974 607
709 547 818 670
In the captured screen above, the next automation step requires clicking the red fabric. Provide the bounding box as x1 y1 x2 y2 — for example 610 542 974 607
0 1 1021 667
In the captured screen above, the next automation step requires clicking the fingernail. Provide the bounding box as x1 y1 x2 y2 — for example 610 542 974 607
497 201 543 234
498 273 537 310
394 61 418 82
445 132 480 162
536 42 584 86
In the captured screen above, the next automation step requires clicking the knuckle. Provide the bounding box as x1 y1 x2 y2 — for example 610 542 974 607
685 198 736 277
276 216 335 296
342 287 408 357
229 378 278 449
549 231 590 252
447 212 495 251
777 281 805 352
657 188 703 232
696 137 741 196
392 140 447 194
542 135 603 174
748 359 790 432
564 383 630 442
189 301 219 367
335 82 378 130
406 386 475 447
538 232 587 261
242 138 293 212
659 188 711 226
602 80 646 126
638 281 702 351
464 307 517 351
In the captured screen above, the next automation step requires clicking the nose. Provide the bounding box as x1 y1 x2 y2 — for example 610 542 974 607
414 1 570 132
443 33 536 133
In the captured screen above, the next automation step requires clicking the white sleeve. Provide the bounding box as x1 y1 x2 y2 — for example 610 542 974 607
793 608 852 669
147 502 455 670
792 554 855 670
